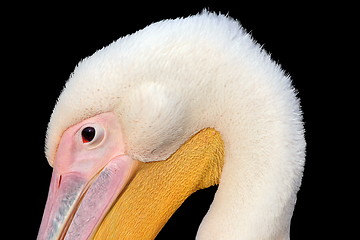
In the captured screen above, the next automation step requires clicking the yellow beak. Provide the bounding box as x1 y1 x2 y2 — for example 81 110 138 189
94 128 224 239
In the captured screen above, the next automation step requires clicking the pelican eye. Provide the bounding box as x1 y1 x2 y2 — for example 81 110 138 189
80 124 105 148
82 127 96 143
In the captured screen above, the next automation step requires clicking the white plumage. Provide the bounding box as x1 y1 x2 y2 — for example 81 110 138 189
45 12 305 239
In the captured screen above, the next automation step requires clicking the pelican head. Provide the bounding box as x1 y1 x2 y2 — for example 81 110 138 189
38 12 305 240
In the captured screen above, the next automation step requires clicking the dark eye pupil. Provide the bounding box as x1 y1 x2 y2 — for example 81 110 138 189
82 127 96 143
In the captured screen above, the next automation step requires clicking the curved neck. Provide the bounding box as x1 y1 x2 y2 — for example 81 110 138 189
196 98 305 239
93 128 224 239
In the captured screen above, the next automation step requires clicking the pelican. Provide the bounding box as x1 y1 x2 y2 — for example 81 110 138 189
37 12 305 240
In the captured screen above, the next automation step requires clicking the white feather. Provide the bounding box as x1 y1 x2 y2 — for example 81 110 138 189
46 12 305 239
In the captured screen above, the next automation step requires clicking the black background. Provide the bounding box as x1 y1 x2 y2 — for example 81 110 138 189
5 2 351 239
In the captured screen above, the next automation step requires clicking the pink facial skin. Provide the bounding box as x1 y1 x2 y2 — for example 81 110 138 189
37 112 138 240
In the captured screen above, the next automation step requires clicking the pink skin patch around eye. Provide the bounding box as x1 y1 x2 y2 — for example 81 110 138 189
37 112 139 240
